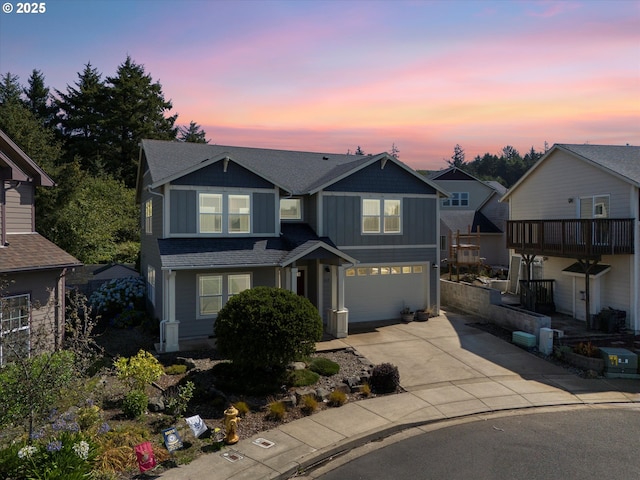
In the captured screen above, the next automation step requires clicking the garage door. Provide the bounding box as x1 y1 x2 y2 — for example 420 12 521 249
345 263 429 323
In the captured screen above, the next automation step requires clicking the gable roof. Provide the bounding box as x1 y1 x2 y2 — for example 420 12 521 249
0 233 81 273
157 222 357 270
502 144 640 201
0 129 55 187
138 140 446 197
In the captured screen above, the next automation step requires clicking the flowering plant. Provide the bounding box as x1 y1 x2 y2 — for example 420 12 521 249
88 276 146 327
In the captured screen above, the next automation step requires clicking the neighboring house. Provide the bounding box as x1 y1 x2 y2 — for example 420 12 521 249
0 129 81 365
428 167 509 267
136 140 446 352
66 263 140 296
502 144 639 332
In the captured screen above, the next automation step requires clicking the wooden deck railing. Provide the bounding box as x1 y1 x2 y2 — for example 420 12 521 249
507 219 635 258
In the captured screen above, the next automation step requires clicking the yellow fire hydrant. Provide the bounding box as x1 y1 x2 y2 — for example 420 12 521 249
224 405 240 445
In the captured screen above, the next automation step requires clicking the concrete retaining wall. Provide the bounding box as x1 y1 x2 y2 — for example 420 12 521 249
440 279 551 338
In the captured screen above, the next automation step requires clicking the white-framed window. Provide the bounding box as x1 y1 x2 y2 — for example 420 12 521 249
199 193 223 233
280 198 302 220
580 195 610 219
442 192 469 207
198 193 251 234
147 266 156 307
1 294 30 366
145 199 153 234
362 198 401 234
198 273 251 317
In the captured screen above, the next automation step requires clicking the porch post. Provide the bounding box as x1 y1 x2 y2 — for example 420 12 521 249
337 265 346 311
290 266 298 294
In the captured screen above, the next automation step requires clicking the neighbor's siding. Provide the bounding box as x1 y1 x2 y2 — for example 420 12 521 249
5 182 34 233
510 150 633 220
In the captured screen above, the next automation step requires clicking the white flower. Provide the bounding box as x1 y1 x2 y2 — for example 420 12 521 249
18 445 37 459
72 440 90 460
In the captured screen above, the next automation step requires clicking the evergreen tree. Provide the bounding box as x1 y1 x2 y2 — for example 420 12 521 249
355 145 365 155
56 63 108 174
448 144 466 168
178 121 208 143
0 72 22 105
390 142 400 159
22 69 56 126
102 56 178 186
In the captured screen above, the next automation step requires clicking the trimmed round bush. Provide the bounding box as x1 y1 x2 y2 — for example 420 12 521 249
309 357 340 376
370 363 400 393
214 287 323 370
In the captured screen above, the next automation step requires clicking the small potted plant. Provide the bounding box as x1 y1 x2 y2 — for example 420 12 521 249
416 306 431 322
400 306 414 322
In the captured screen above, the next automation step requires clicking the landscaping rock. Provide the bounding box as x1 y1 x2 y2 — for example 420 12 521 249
176 357 197 370
148 396 165 412
315 387 331 401
288 361 307 371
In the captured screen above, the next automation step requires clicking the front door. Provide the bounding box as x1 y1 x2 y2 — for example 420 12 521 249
296 269 306 296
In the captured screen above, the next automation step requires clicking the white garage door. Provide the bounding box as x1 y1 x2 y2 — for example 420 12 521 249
345 263 429 323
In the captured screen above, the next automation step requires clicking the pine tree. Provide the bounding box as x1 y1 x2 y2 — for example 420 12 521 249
102 56 178 186
56 63 108 174
0 72 22 105
22 69 56 126
448 144 465 168
179 121 208 143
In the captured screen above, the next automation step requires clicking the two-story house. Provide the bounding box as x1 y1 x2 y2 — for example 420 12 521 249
0 129 81 365
502 144 639 332
137 140 446 352
429 167 509 268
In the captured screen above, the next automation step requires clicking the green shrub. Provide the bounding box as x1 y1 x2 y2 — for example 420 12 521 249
165 364 188 375
266 400 286 421
309 357 340 376
289 369 320 387
328 389 347 407
573 341 600 358
165 381 195 418
114 350 164 391
300 395 318 415
122 390 148 419
370 363 400 394
214 287 323 370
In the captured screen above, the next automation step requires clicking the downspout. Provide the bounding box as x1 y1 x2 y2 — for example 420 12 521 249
0 176 6 247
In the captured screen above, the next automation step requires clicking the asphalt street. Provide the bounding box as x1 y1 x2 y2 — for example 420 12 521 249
313 406 640 480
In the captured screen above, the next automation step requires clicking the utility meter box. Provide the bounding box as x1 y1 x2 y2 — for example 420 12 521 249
539 327 554 355
600 347 638 377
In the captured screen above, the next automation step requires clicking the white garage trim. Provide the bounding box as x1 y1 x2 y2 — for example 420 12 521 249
345 262 430 323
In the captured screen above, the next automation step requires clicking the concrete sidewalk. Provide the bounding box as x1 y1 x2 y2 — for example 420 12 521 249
157 311 640 480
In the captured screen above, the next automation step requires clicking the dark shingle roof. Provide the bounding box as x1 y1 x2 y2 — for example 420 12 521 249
157 223 355 269
0 233 82 273
141 140 374 195
440 211 502 234
558 144 640 185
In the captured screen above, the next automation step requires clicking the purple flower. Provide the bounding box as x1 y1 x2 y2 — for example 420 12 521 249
52 419 66 431
66 422 80 432
30 429 45 440
98 423 110 434
47 440 62 452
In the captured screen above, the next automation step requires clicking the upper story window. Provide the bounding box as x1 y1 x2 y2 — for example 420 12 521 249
442 192 469 207
1 294 30 366
144 199 153 234
362 198 401 234
280 198 301 220
198 193 250 234
580 195 610 218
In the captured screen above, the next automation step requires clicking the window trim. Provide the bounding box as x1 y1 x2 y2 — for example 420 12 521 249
1 293 31 366
146 266 156 307
197 192 251 235
280 197 302 220
442 192 469 207
197 273 252 319
361 197 402 234
144 199 153 234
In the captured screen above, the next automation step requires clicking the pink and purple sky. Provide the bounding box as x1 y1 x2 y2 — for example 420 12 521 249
1 0 638 170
